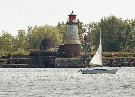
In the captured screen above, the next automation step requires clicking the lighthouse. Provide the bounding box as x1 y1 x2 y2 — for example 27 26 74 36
55 11 82 67
65 11 81 45
57 11 81 58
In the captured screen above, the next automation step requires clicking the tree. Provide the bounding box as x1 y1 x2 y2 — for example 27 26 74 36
88 16 135 52
27 25 63 50
0 32 14 56
57 22 66 42
13 29 29 55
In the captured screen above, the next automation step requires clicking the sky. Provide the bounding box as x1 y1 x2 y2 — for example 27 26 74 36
0 0 135 36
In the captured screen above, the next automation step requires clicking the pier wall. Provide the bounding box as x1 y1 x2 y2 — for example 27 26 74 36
55 58 83 68
1 57 135 68
103 57 135 67
55 57 135 68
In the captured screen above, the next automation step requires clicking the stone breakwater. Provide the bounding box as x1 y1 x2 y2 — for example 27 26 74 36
1 57 135 68
103 57 135 67
55 57 135 68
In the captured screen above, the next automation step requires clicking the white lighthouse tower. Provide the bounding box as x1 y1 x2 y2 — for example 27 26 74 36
55 11 81 67
65 11 81 45
58 11 81 57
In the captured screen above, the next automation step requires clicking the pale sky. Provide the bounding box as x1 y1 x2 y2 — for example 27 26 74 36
0 0 135 36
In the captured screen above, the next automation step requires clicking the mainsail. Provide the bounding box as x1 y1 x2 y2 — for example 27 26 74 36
89 31 102 66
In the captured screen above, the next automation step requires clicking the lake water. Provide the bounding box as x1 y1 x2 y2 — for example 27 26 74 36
0 67 135 97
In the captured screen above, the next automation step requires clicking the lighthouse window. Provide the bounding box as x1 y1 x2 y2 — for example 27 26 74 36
69 25 73 29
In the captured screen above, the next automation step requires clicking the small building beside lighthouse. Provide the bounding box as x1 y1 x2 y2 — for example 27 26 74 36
56 11 83 67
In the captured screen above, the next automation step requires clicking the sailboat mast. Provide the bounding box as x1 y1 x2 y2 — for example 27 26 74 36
100 29 102 53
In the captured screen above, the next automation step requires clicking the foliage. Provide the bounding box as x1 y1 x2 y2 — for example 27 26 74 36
0 32 14 56
1 16 135 57
88 16 135 52
27 25 63 49
57 22 67 42
13 29 29 54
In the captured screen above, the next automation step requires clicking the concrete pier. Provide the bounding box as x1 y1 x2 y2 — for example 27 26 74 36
55 58 83 68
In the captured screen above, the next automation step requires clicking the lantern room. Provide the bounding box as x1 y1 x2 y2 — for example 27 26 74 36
68 11 76 22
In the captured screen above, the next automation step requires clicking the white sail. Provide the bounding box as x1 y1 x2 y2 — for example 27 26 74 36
89 31 102 66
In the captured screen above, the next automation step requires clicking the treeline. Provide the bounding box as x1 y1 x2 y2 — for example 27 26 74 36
0 16 135 57
0 25 63 57
89 16 135 52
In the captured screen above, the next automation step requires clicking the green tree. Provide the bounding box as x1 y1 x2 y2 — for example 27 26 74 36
77 19 84 35
0 32 14 56
27 25 62 50
13 29 29 55
124 19 135 52
89 16 135 52
57 22 66 42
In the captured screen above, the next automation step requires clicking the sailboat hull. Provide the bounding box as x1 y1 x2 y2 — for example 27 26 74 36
80 68 118 74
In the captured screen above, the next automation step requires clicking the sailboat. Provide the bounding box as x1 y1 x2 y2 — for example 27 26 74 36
80 31 118 74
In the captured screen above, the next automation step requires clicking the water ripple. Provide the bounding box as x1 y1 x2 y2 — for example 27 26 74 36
0 67 135 97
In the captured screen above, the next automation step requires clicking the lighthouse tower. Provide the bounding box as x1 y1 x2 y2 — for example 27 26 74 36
65 11 81 45
55 11 81 67
58 11 81 58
